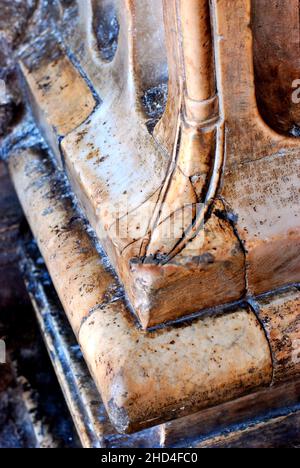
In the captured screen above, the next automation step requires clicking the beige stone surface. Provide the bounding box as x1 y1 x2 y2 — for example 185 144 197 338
17 0 248 329
14 0 299 331
128 199 245 328
215 0 300 295
257 288 300 384
8 149 114 336
21 55 96 163
9 148 272 433
222 152 300 295
80 303 272 432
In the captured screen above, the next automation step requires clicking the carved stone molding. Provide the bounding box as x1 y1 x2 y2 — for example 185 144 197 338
2 0 300 434
16 0 299 328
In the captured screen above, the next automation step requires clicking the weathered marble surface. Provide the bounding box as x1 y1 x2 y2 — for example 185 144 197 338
14 0 300 328
257 288 300 384
2 0 300 438
9 148 273 433
20 239 300 448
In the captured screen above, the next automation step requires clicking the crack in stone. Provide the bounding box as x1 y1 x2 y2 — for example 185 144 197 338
247 297 275 385
159 122 225 264
139 118 182 260
217 195 248 298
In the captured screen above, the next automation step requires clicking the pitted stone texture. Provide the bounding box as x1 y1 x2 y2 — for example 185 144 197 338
8 150 115 336
20 54 96 164
80 304 272 433
17 0 247 328
257 288 300 384
9 149 272 433
222 152 300 296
